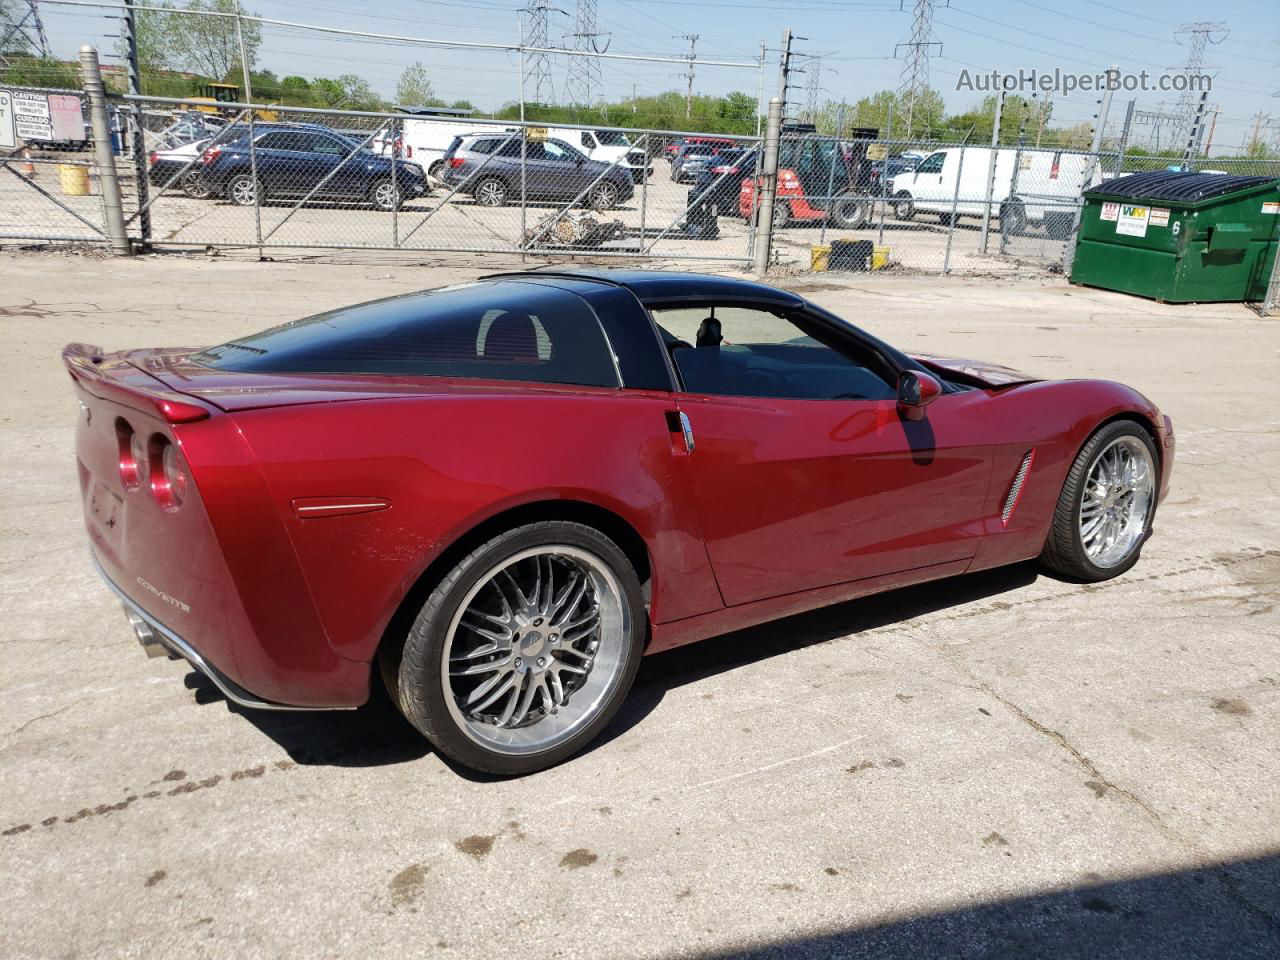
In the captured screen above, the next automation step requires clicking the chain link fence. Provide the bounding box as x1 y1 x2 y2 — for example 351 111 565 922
5 86 1280 295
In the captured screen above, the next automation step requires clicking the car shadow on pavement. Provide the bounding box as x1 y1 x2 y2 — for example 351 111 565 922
685 852 1280 960
182 561 1039 775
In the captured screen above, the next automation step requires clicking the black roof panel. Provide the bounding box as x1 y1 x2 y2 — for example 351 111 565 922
484 270 807 308
1085 171 1277 205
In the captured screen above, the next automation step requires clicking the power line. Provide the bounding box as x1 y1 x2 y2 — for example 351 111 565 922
1 0 54 65
674 33 698 119
522 0 558 105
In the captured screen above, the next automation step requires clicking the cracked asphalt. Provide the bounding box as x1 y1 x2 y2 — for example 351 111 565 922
1 250 1277 959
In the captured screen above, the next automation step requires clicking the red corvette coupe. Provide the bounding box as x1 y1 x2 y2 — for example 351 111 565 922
67 271 1173 774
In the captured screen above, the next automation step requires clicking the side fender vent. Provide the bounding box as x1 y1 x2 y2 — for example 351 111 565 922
1001 450 1036 526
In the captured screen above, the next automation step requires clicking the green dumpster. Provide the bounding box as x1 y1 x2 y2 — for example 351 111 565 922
1070 171 1280 303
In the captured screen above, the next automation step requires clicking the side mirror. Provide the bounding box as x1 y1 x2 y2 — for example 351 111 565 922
897 370 942 421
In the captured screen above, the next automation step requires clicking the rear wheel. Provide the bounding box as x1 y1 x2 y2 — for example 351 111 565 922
588 181 620 210
474 177 508 207
226 173 261 206
180 169 212 200
1000 198 1027 236
427 159 445 180
395 521 645 775
771 199 790 229
1040 421 1159 581
830 195 869 229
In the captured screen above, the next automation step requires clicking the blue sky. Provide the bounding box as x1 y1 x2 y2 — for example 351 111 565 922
40 0 1279 153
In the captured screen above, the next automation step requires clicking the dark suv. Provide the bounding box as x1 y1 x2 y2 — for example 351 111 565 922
441 134 634 210
200 123 428 211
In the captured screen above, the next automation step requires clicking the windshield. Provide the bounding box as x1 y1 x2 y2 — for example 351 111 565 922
594 130 629 146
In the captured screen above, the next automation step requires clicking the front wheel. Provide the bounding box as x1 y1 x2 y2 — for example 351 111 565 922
369 178 401 212
830 195 868 229
1040 421 1159 581
892 191 915 221
1000 199 1027 236
394 521 645 775
180 169 212 200
771 199 790 229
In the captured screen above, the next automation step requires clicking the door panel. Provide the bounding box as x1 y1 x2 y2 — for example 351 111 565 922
677 390 993 607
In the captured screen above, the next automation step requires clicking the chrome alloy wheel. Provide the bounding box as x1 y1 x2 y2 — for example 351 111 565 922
442 546 629 756
1079 435 1154 568
230 176 259 205
373 180 400 210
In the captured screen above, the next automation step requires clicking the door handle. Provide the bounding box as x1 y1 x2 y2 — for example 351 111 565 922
664 410 695 454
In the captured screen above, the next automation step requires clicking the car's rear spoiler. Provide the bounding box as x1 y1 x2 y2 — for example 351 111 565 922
63 343 213 424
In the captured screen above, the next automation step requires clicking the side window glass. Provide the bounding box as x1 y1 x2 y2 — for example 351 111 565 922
917 152 945 174
580 133 593 149
653 306 897 402
544 141 571 162
311 135 347 155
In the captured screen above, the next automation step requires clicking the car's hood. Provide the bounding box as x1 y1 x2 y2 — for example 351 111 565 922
911 353 1041 388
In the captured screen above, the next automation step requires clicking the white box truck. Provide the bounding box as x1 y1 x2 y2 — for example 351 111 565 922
887 147 1103 238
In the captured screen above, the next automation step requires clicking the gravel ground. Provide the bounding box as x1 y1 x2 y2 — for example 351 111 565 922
1 251 1277 960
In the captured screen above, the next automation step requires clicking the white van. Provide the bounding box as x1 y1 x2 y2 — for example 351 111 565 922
888 147 1102 237
557 127 653 182
374 117 516 179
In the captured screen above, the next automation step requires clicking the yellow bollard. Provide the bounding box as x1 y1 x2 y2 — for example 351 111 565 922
810 244 831 272
58 164 90 196
872 244 890 270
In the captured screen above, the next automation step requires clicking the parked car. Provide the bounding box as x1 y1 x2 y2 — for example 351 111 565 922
888 147 1100 235
441 133 634 210
65 270 1173 776
200 123 427 211
866 153 921 194
149 137 217 199
689 146 758 219
670 142 730 183
664 135 736 159
372 117 517 179
559 126 652 182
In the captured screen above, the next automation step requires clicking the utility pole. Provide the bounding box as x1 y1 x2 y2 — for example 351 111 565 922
79 46 129 256
1181 90 1208 166
1035 92 1052 147
565 0 607 109
522 1 557 106
677 34 698 120
1202 103 1220 157
1061 66 1117 275
895 0 941 138
1115 98 1136 175
1171 22 1227 146
1247 110 1268 153
776 29 794 124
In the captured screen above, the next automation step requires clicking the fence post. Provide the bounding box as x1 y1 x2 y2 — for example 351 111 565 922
1259 240 1280 317
121 3 150 246
979 89 1004 255
753 97 783 278
79 46 130 256
942 144 967 274
1061 66 1116 276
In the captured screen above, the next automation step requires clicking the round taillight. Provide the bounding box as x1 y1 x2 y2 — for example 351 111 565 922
117 419 144 489
148 438 187 511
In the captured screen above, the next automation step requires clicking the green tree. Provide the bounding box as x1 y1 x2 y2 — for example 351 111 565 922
396 62 441 107
168 0 261 82
717 91 756 124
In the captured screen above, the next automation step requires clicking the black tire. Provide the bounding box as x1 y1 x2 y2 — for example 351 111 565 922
369 177 401 212
937 211 954 226
473 176 508 207
226 173 261 206
181 169 212 200
830 195 868 229
588 181 620 211
395 521 646 776
1000 199 1027 236
772 199 790 229
427 159 445 180
1040 421 1159 582
893 191 915 221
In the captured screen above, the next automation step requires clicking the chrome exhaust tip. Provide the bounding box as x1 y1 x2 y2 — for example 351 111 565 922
126 607 170 659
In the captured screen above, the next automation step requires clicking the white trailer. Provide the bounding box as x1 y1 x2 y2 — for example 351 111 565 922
888 146 1102 237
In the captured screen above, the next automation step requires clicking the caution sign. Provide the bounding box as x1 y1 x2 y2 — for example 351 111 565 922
0 90 15 149
1263 201 1280 215
1100 201 1119 222
1116 203 1150 237
11 90 53 141
866 143 887 161
1149 207 1170 227
526 126 547 141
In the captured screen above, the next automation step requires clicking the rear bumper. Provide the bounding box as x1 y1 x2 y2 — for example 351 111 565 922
93 553 347 712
